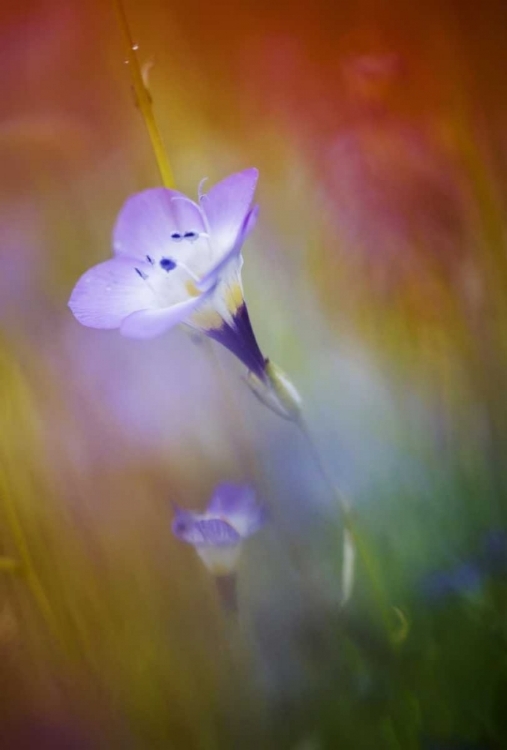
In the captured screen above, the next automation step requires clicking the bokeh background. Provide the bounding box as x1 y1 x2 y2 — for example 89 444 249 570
1 0 507 747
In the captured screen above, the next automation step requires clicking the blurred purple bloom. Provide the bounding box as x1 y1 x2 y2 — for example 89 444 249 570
172 482 265 575
69 169 267 378
422 562 484 603
421 529 507 604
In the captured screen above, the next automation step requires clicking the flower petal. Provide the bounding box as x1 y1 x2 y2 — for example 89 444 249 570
113 188 206 262
204 302 267 378
191 205 259 336
207 483 266 538
120 291 212 340
196 546 242 575
195 518 242 547
68 258 154 329
200 168 258 257
196 205 259 293
172 511 241 547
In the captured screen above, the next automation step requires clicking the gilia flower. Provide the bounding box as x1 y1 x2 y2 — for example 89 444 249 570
69 168 302 420
68 169 267 379
171 482 265 576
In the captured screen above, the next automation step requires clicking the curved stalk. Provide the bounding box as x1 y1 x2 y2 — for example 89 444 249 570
298 419 396 639
113 0 175 188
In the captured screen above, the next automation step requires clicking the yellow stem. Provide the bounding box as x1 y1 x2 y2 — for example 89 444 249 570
113 0 175 189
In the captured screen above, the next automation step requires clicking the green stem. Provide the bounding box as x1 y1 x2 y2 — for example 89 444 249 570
298 419 395 638
113 0 175 189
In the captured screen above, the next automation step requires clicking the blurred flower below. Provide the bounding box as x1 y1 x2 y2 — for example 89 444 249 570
171 482 265 576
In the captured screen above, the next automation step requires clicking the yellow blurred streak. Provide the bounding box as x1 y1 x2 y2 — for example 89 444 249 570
0 334 254 744
0 557 19 571
0 340 65 645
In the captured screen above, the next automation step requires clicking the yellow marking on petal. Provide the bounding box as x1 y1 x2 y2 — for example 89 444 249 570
185 280 201 298
191 308 223 330
185 280 223 329
224 282 244 314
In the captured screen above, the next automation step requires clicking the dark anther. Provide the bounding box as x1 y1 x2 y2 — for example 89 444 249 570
170 232 183 242
135 267 148 280
146 255 154 265
184 231 198 240
160 257 177 272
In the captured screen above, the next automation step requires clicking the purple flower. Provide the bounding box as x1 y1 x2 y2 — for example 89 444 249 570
68 169 268 379
421 529 507 605
171 483 265 575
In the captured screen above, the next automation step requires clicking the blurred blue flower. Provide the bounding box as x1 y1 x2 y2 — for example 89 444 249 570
421 563 484 603
421 528 507 604
172 482 266 575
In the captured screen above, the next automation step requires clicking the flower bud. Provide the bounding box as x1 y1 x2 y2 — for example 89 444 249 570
246 360 302 421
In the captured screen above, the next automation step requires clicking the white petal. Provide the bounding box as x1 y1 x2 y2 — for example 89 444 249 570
207 484 264 538
68 258 154 329
200 168 258 257
196 545 242 575
195 206 258 322
120 292 211 339
113 188 206 262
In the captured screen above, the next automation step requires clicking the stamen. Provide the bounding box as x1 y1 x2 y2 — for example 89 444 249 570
170 230 207 243
146 254 154 265
198 177 208 200
135 267 148 280
157 255 201 282
176 260 201 283
170 195 211 235
170 195 200 209
160 257 177 272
